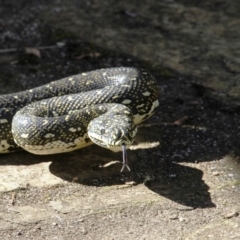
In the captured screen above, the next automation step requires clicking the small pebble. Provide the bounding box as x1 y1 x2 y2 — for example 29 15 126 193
212 171 220 176
222 211 239 219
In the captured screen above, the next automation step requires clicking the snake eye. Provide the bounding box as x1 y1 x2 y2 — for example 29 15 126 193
115 129 122 139
100 129 105 135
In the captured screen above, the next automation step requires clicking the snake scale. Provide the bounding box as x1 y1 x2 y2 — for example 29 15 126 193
0 67 159 169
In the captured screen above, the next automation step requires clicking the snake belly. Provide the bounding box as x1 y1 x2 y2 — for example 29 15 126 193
0 67 159 154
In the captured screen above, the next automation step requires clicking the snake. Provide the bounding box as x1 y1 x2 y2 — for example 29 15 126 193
0 67 159 170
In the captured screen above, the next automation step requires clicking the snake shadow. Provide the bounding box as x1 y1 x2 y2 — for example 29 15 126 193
0 124 220 208
143 163 216 209
45 124 217 208
48 153 215 208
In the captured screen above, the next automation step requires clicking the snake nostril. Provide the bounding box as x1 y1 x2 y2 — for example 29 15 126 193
100 129 105 135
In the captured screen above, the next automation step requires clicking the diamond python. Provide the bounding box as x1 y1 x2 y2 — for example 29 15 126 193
0 67 159 170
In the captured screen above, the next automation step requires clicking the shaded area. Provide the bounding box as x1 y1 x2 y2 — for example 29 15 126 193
145 163 216 209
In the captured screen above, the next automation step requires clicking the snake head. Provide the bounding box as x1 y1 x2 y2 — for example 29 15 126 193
87 104 137 151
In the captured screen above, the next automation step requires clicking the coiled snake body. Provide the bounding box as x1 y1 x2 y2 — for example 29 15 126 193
0 67 159 169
